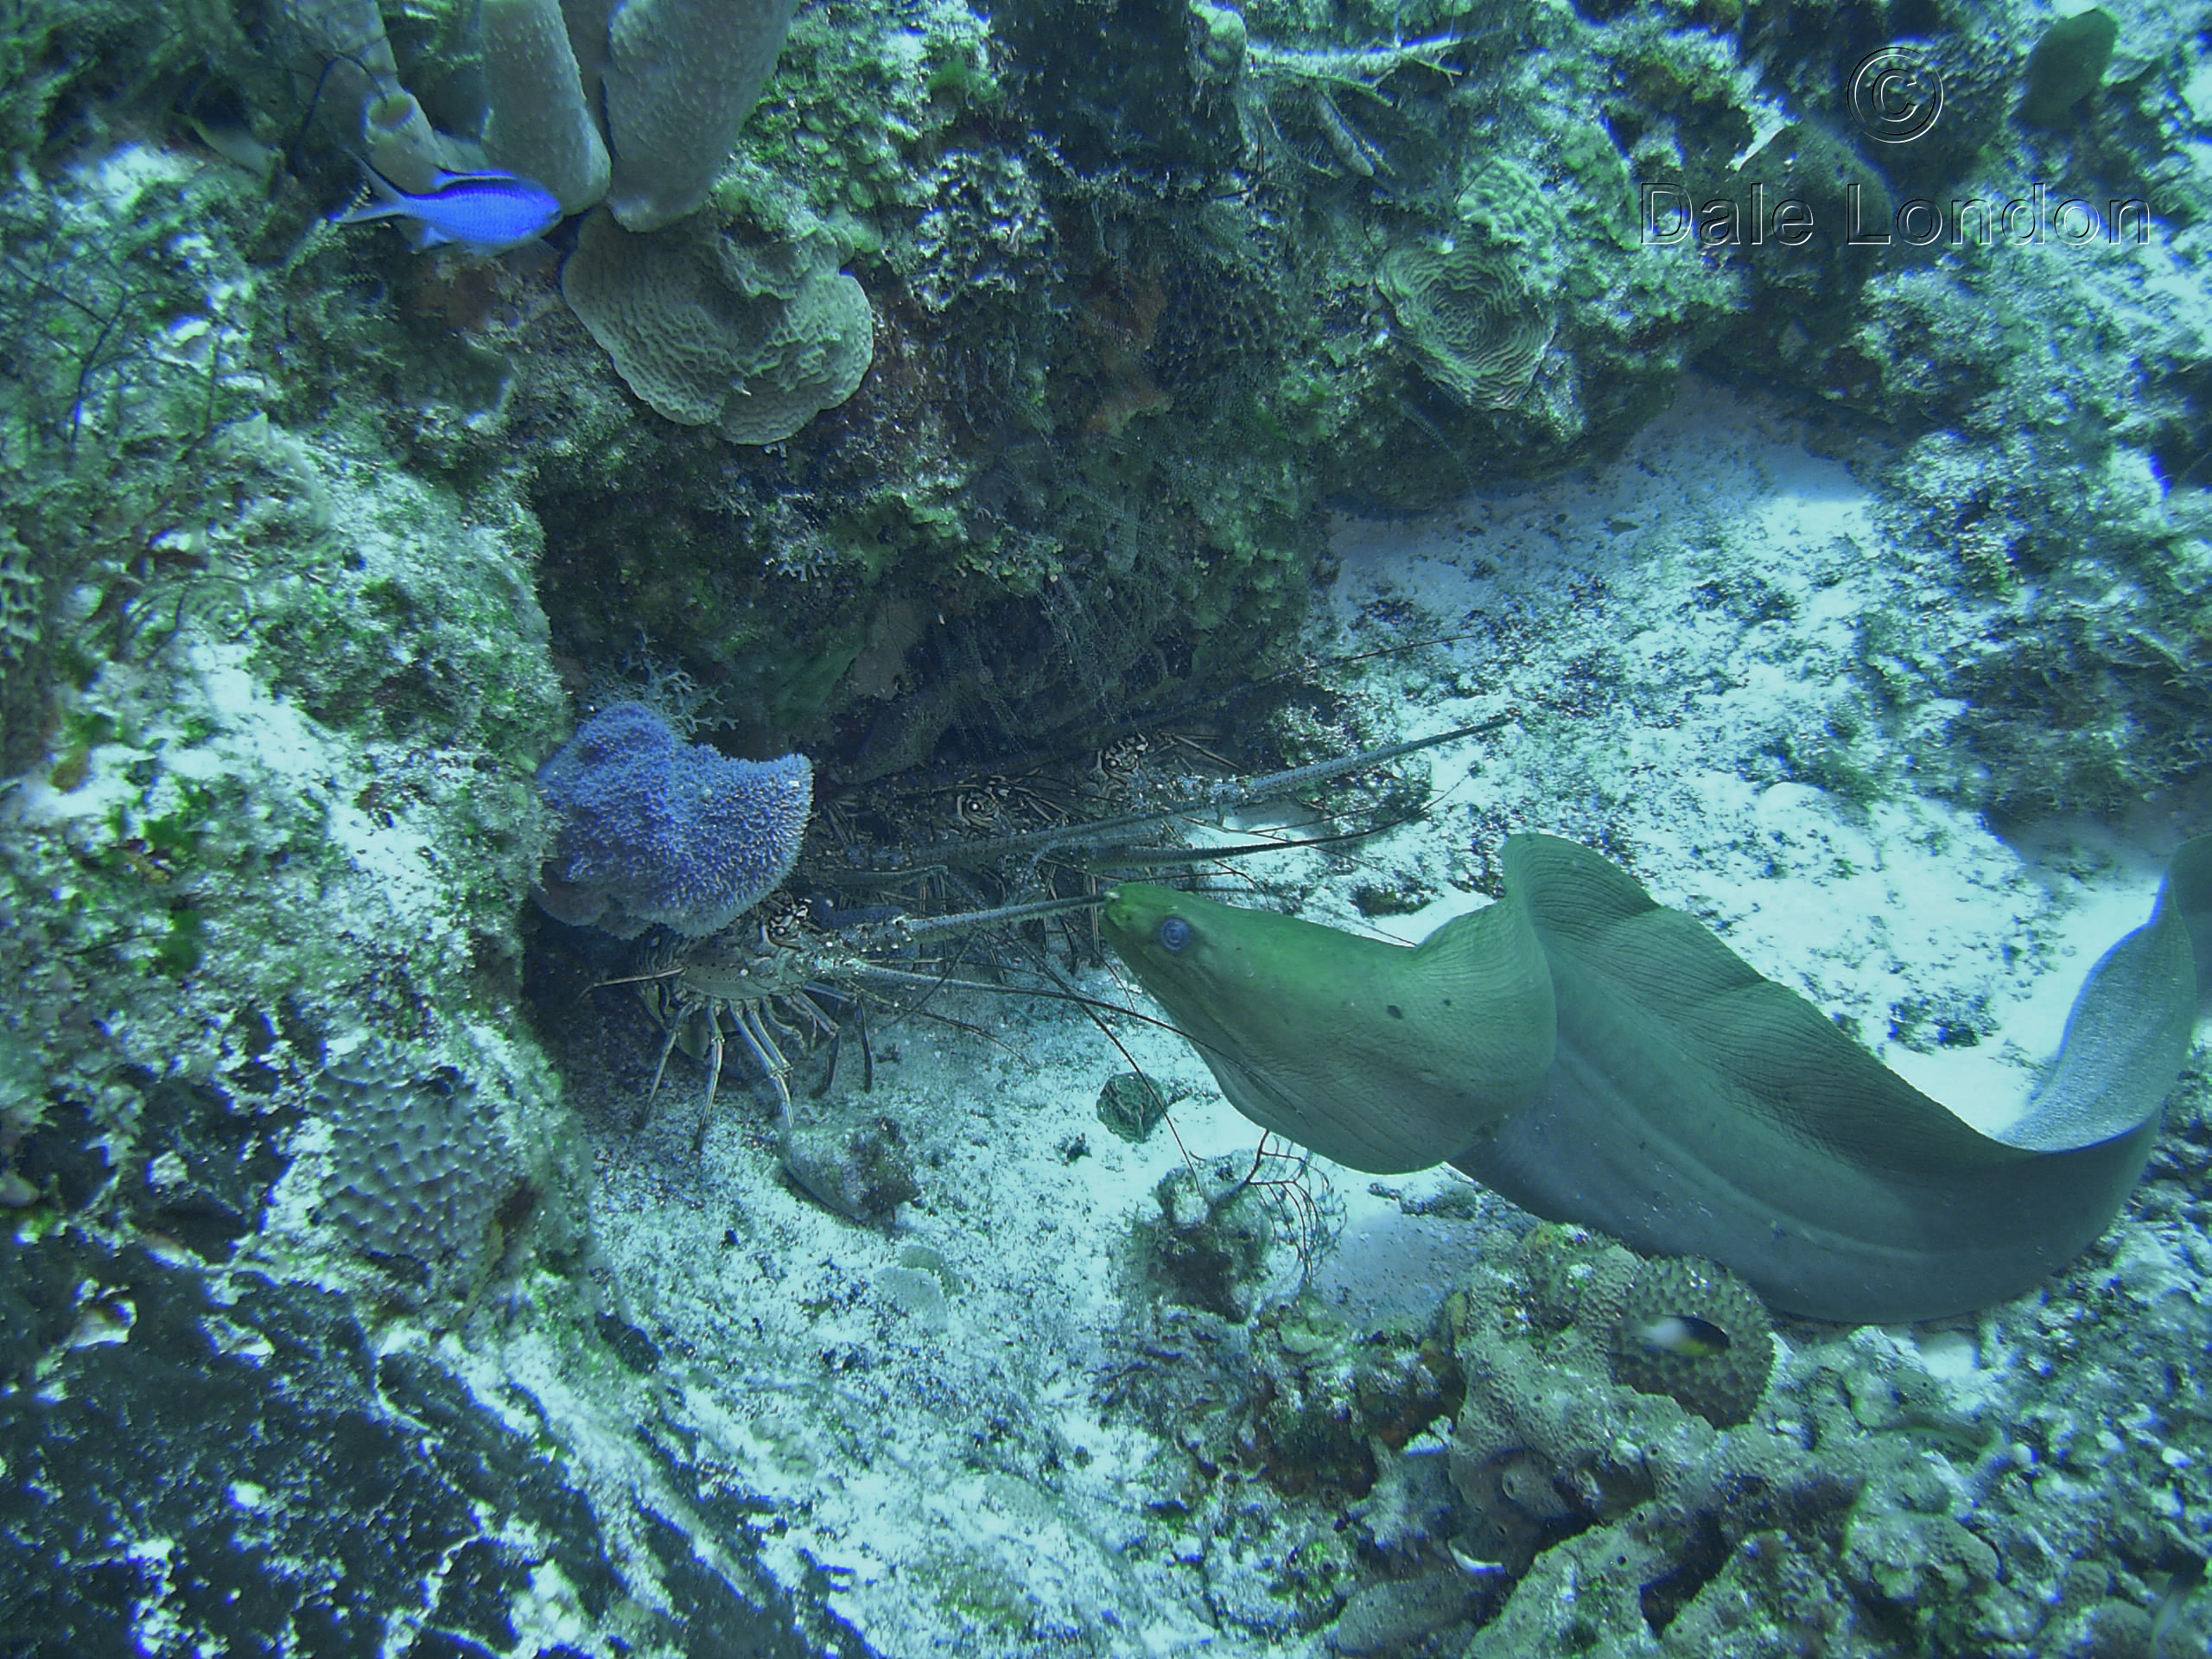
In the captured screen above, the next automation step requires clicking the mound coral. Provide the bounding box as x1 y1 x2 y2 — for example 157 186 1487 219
317 1038 521 1296
534 702 810 937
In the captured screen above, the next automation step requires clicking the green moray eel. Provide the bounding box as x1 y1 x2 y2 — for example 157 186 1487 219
1100 833 2212 1324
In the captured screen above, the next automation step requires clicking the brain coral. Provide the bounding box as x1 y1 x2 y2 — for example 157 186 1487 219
1379 235 1554 412
560 203 873 444
317 1040 520 1294
1380 162 1564 413
534 701 811 938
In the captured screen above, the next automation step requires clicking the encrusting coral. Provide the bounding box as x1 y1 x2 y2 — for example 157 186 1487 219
293 0 869 442
534 701 810 937
560 187 873 443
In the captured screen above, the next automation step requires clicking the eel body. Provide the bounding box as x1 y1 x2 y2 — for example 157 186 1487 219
1100 833 2211 1323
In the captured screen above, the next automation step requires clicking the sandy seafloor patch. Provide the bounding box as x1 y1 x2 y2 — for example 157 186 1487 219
490 378 2206 1656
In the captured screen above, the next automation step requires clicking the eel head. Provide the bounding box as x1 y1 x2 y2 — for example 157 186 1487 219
1099 882 1554 1174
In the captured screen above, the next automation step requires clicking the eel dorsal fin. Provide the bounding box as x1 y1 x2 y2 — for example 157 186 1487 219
1457 834 2208 1321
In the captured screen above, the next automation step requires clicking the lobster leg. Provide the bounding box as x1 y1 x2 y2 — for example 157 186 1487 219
641 1016 685 1128
695 1025 728 1154
733 1008 793 1135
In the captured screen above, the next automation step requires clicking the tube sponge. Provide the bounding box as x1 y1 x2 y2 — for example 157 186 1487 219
601 0 802 232
482 0 613 213
534 702 811 938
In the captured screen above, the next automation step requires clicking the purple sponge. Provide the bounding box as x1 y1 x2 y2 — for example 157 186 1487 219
534 702 811 938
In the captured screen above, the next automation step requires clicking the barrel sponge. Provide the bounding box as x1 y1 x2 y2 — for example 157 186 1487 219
318 1041 520 1289
482 0 612 213
560 206 873 444
1607 1255 1776 1429
601 0 801 232
534 701 811 938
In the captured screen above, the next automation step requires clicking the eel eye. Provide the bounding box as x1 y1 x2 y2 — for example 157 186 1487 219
1157 915 1192 953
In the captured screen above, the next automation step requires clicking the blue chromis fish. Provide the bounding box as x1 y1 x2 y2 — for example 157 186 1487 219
330 163 563 251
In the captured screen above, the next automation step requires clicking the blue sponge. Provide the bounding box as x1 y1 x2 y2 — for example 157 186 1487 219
534 702 811 938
